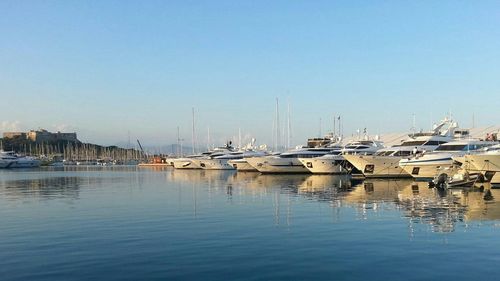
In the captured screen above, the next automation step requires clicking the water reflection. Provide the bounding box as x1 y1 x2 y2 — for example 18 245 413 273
164 168 500 232
395 181 466 233
2 167 500 233
0 166 145 200
1 176 84 199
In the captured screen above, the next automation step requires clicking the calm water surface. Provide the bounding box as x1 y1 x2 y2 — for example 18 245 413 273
1 167 500 281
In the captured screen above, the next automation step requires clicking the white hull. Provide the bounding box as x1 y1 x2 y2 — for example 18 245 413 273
172 158 201 169
343 155 411 178
245 156 309 173
198 159 235 170
464 154 500 173
298 156 347 174
227 159 258 171
460 153 500 183
399 157 454 179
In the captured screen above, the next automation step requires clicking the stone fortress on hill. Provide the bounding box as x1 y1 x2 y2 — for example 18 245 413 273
3 129 78 143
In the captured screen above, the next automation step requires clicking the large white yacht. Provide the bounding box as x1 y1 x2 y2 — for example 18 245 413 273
0 151 41 168
300 139 384 174
245 147 337 173
399 139 498 180
173 144 235 169
344 118 459 178
172 153 209 169
245 133 344 173
297 142 344 174
454 144 500 182
199 150 267 170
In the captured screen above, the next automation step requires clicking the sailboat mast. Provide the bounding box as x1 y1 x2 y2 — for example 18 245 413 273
207 127 210 151
177 126 180 157
333 114 336 139
287 100 291 149
276 97 280 152
192 107 195 154
238 128 241 150
319 118 322 137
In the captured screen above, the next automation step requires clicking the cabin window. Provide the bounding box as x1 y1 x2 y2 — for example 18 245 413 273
394 151 412 157
306 162 313 168
424 140 447 146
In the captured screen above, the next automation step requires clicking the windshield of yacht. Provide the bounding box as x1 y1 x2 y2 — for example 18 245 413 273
375 151 394 156
280 151 328 158
344 145 370 149
434 144 490 151
400 141 426 146
434 144 467 151
394 150 413 156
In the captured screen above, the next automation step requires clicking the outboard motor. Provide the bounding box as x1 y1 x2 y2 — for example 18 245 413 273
433 173 448 189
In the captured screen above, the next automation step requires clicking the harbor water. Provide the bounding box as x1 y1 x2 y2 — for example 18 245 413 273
2 167 500 280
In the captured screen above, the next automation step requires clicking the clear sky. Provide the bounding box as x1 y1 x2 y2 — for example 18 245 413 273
1 0 499 147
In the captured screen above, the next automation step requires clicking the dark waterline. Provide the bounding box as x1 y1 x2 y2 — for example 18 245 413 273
1 167 500 281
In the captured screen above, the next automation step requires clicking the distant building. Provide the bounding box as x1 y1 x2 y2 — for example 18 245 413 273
2 132 27 139
3 129 78 143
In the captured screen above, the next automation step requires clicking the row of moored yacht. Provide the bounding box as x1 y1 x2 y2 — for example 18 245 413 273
168 118 500 183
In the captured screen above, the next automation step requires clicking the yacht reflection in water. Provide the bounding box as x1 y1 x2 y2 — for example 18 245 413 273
163 168 500 232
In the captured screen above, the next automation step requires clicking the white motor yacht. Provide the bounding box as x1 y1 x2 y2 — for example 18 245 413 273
297 143 345 174
300 140 384 174
455 144 500 182
199 150 267 170
172 155 205 169
245 147 337 173
344 118 460 178
173 144 235 169
0 151 41 168
399 139 498 180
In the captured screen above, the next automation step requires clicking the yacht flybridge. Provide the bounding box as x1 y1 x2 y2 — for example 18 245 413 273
343 118 460 178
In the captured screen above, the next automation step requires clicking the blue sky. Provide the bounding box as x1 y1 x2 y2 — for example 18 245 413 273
1 0 499 147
